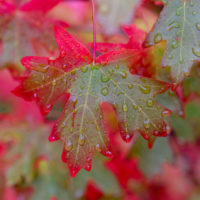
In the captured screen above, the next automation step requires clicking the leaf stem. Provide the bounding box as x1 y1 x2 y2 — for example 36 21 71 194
91 0 96 65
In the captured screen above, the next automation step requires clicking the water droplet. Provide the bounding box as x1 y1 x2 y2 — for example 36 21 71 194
144 119 150 129
78 134 85 146
171 40 178 49
95 144 101 152
196 23 200 31
192 46 200 57
65 141 73 151
122 104 128 112
133 105 138 110
52 79 56 86
168 21 180 30
101 87 109 96
168 54 173 59
139 84 151 94
63 64 67 69
190 1 194 7
61 122 66 128
33 92 37 99
161 109 171 117
179 57 184 64
105 151 113 157
81 66 88 73
101 74 110 82
121 71 127 79
154 33 162 44
147 99 154 107
184 68 190 76
123 134 133 143
128 83 133 89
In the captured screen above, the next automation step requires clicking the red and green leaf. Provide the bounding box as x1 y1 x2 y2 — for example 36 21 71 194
14 26 171 177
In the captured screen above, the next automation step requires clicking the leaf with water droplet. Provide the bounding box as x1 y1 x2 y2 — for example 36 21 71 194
145 0 200 83
14 26 171 177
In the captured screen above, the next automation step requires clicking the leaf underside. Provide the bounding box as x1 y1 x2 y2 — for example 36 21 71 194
145 0 200 83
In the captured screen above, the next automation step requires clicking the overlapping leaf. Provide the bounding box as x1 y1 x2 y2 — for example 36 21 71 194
0 0 66 75
96 0 140 35
145 0 200 83
14 26 171 177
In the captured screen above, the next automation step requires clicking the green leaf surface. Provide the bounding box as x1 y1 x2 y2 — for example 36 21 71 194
130 136 173 177
172 100 200 141
146 0 200 83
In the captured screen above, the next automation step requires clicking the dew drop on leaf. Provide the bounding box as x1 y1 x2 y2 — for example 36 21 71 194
101 87 109 96
196 22 200 31
168 21 180 30
101 74 110 82
133 105 138 110
144 119 150 129
122 104 128 112
33 92 38 99
121 71 127 79
192 46 200 57
161 109 171 117
63 64 67 69
171 40 178 49
95 144 101 152
154 33 162 44
52 79 56 86
168 54 173 59
105 151 113 158
78 134 85 146
128 83 133 89
139 84 151 94
65 141 73 151
122 133 133 143
147 98 154 107
184 68 190 76
179 57 184 64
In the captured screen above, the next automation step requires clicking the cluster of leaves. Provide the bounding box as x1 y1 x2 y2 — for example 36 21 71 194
1 0 200 199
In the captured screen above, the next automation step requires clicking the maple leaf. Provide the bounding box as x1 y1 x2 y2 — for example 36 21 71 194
14 26 171 177
145 0 200 83
96 0 140 35
0 0 67 76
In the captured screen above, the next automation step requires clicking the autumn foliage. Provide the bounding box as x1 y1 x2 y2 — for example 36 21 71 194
1 0 200 199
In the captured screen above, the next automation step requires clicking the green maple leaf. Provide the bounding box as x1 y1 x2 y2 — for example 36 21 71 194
14 26 171 177
145 0 200 83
